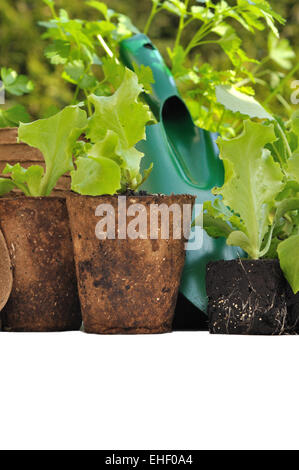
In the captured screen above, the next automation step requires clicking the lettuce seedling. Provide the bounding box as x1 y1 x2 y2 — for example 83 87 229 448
203 116 299 294
70 68 153 195
0 105 87 196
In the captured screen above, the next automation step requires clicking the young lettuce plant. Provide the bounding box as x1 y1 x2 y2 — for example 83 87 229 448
70 68 153 195
202 115 299 294
0 105 87 196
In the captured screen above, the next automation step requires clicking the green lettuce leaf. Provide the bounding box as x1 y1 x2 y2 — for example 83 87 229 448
278 234 299 294
268 32 295 70
18 106 87 196
86 68 152 187
0 178 16 196
1 68 34 96
71 155 121 196
203 199 245 238
215 85 274 120
214 120 284 258
3 163 45 197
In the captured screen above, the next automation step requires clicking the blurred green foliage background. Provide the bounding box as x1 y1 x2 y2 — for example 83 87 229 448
0 0 298 119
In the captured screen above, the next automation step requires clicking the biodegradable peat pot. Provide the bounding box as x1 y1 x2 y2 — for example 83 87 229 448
206 259 295 335
0 229 13 315
66 193 195 334
0 197 81 332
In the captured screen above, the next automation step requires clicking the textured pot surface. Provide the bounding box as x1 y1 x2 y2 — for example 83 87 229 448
0 197 81 332
0 229 13 314
67 194 195 334
206 259 292 335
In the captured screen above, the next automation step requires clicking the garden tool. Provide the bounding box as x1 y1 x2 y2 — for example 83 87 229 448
120 34 241 314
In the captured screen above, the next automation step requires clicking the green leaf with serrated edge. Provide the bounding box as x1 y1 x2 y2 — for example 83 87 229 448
71 155 121 196
214 120 283 258
132 63 154 95
162 1 186 16
287 155 299 185
215 85 274 120
86 1 108 19
137 163 153 189
18 106 87 196
87 68 151 145
259 198 299 258
0 178 16 196
0 105 31 128
3 163 45 197
268 33 295 70
44 40 70 65
286 112 299 183
86 68 151 184
167 45 188 79
201 199 245 238
278 235 299 294
102 57 125 89
1 68 34 96
203 214 234 239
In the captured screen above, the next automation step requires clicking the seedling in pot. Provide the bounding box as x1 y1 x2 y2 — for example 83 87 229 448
201 111 299 334
63 68 195 334
0 105 87 332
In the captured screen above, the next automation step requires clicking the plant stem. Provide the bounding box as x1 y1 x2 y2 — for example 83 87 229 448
97 34 118 62
72 85 80 104
84 90 92 117
275 120 292 162
174 0 189 49
144 2 158 35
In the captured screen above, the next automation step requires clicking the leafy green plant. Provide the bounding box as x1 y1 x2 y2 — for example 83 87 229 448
70 68 153 195
0 67 34 127
143 0 296 135
202 113 299 294
0 68 152 197
0 105 87 196
40 0 154 115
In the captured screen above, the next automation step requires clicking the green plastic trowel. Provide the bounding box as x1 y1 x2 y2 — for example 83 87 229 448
120 34 241 315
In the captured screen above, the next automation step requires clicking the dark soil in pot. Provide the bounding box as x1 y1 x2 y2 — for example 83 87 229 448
0 197 81 332
206 259 294 335
66 193 195 334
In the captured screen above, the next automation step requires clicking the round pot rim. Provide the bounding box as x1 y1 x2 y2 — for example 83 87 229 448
66 192 195 200
0 196 66 203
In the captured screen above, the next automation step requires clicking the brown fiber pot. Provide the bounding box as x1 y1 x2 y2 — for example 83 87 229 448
66 193 195 334
0 197 81 332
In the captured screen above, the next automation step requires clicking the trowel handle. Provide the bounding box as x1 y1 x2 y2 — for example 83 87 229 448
120 34 180 120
